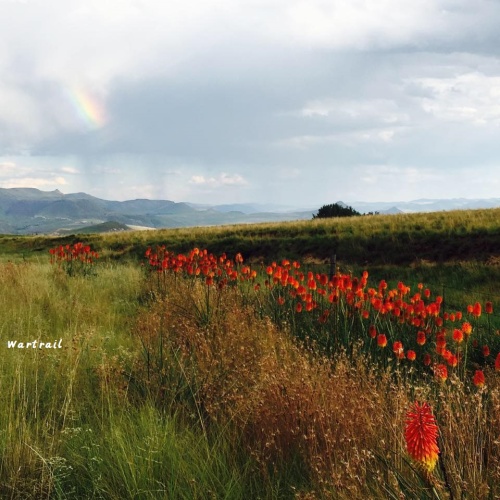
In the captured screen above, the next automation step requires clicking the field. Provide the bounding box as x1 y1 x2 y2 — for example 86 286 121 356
1 208 500 499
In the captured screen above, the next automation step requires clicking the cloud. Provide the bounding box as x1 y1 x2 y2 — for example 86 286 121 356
60 165 79 174
1 1 500 206
189 172 248 187
411 72 500 125
2 176 67 189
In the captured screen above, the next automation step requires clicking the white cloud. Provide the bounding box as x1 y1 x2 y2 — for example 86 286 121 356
0 161 17 173
411 72 500 125
280 0 446 50
2 176 67 189
300 98 409 125
189 172 248 187
276 127 400 149
60 165 79 174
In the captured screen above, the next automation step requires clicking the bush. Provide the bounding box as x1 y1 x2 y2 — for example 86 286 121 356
313 203 361 219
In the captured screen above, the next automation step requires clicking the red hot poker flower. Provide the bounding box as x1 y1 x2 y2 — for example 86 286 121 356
377 334 387 348
472 302 482 318
433 364 448 383
405 402 440 472
473 370 485 387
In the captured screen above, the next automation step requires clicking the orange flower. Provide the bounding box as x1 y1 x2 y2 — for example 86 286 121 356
472 302 482 318
433 363 448 383
393 341 404 359
452 328 463 343
462 322 472 335
368 325 377 339
377 334 387 348
473 370 485 387
407 350 416 361
416 330 426 346
405 402 440 472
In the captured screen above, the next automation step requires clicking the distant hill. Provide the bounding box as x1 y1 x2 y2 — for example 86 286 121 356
0 188 313 235
1 187 500 235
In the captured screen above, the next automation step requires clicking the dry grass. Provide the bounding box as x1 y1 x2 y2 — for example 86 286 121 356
129 273 500 498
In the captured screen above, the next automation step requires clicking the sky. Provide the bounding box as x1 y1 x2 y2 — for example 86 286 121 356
1 0 500 207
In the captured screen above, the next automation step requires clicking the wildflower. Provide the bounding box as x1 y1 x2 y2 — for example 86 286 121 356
393 341 404 359
472 302 482 318
495 353 500 371
377 334 387 348
423 353 432 366
407 350 416 361
485 301 493 314
433 364 448 383
368 325 377 339
482 345 490 357
416 330 426 346
405 402 440 472
462 322 472 335
452 328 463 344
473 370 485 387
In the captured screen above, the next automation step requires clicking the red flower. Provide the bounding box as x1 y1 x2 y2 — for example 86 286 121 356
482 345 490 357
377 334 387 348
433 364 448 383
485 301 493 314
407 350 416 361
495 353 500 371
472 302 482 318
393 341 404 359
473 370 485 387
405 402 440 472
452 328 463 344
416 330 426 346
368 325 377 339
462 322 472 335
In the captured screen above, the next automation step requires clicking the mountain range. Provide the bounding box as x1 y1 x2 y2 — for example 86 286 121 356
1 187 500 235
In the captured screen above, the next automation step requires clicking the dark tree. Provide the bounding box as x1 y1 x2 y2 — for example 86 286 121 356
313 203 361 219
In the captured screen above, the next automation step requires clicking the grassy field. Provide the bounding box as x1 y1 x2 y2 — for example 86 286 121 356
1 209 499 498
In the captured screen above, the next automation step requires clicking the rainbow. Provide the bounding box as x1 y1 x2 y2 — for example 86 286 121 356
65 87 107 129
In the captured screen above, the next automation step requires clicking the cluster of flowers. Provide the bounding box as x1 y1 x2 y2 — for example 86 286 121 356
145 246 500 386
145 246 252 288
50 242 99 264
264 259 500 386
49 242 99 276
